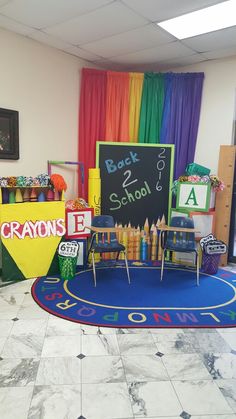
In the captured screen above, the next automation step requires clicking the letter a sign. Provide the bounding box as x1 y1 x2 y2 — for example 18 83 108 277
176 182 211 212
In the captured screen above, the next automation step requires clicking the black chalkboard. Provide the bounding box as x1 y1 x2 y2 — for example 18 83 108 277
96 142 174 228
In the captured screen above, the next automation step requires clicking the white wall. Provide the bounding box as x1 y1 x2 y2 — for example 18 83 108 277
1 27 236 188
172 56 236 174
0 28 90 199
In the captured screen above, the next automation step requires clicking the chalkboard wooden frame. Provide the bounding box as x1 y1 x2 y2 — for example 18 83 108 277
96 141 174 229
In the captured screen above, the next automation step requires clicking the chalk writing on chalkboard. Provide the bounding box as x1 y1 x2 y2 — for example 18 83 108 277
96 142 174 228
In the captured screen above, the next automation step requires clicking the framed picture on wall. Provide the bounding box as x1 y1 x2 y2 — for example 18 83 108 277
0 108 19 160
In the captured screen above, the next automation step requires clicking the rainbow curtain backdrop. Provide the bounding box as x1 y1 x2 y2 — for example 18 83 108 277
78 68 204 199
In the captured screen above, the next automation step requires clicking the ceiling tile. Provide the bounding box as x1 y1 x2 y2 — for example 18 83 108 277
0 13 33 35
29 30 74 50
161 53 208 69
110 41 195 65
0 0 113 29
122 0 226 22
202 46 236 59
0 0 11 6
64 45 102 61
44 2 148 45
182 26 236 52
81 23 175 58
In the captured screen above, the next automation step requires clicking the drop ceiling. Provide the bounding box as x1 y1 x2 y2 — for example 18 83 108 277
0 0 236 71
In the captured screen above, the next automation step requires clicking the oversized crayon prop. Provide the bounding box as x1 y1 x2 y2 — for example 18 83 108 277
88 168 101 216
23 188 30 202
9 190 16 204
15 188 23 203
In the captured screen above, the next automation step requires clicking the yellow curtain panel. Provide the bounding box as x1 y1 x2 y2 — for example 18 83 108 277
129 72 144 142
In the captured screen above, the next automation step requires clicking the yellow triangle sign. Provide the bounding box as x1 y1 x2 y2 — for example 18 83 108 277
1 202 65 278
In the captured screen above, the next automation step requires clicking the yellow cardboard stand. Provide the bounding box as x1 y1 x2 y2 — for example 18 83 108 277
0 201 65 278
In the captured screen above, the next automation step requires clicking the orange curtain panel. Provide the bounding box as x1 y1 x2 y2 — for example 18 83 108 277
105 71 129 142
78 68 107 200
129 72 144 142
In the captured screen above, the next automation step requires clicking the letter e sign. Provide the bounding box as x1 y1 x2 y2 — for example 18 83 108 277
65 208 94 238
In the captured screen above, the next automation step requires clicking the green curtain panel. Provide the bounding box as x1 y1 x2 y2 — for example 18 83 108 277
138 73 164 143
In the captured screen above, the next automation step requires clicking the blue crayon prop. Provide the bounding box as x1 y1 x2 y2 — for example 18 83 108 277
38 191 45 202
2 188 9 204
140 233 148 261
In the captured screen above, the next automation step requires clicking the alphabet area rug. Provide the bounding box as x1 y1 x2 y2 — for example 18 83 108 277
31 262 236 328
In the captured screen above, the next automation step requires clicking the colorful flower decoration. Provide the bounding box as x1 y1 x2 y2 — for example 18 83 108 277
172 172 225 195
16 176 26 187
7 176 17 187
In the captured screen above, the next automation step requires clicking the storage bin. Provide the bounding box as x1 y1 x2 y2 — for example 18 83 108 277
58 255 77 280
185 163 210 177
202 253 221 275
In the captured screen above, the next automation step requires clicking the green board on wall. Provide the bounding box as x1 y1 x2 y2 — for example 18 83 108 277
96 142 174 228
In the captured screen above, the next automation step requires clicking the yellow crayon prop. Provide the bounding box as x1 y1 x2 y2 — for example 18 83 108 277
15 188 23 203
88 168 101 262
144 217 149 237
160 214 166 226
134 225 141 260
0 187 2 204
151 226 158 260
150 222 155 237
88 168 101 216
156 217 162 260
147 234 151 260
120 224 128 260
127 222 134 260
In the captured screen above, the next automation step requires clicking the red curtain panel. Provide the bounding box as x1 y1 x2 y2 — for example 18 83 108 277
78 68 107 200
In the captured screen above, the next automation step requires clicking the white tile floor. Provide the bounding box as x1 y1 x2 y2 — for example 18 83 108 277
0 274 236 419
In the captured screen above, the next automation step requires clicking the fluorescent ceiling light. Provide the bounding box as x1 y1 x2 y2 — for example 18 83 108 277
157 0 236 39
